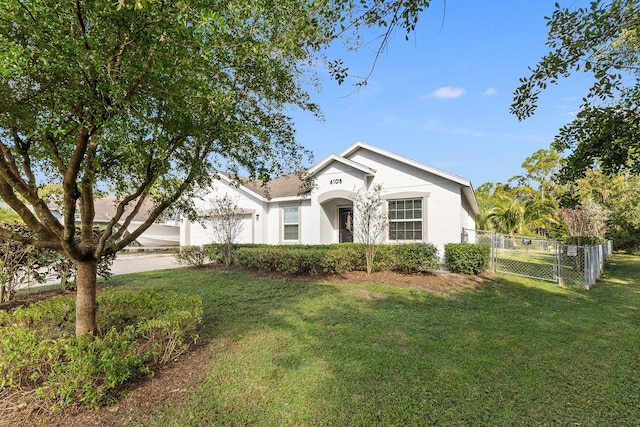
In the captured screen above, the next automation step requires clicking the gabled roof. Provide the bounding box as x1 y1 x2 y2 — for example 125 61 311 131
214 142 480 215
340 141 480 215
306 153 376 177
242 174 306 199
223 152 376 201
341 141 472 187
47 196 162 223
218 172 306 200
93 196 154 222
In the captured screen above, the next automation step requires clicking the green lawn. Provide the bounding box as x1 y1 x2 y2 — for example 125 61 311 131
111 254 640 426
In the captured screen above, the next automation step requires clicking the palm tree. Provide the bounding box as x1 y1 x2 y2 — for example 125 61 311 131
487 193 525 234
523 198 558 237
475 194 496 231
476 183 560 237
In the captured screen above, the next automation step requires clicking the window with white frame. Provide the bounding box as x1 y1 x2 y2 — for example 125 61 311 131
282 206 299 241
388 198 423 240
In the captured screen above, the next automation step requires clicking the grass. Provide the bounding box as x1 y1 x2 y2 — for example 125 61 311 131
108 254 640 426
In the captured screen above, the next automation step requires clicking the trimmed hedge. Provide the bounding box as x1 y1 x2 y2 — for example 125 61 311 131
231 243 439 275
386 243 440 273
444 243 490 275
0 288 202 409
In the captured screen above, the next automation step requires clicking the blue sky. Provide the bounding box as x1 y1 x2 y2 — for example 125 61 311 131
290 0 594 188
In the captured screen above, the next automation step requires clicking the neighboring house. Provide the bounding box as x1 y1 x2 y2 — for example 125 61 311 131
181 141 479 258
49 196 180 247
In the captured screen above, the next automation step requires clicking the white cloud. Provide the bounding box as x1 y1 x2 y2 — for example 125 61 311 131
482 87 497 96
428 86 467 99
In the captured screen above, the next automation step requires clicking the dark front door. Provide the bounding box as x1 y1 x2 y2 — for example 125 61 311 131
339 207 353 243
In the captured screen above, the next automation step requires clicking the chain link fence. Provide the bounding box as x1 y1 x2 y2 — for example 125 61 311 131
557 244 586 287
462 228 612 289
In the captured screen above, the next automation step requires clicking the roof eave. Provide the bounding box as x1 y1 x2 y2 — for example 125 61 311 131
216 173 269 202
342 141 473 187
306 153 377 177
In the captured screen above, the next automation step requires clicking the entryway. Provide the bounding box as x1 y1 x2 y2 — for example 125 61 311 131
338 207 353 243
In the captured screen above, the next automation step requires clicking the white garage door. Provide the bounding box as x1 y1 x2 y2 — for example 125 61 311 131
236 214 254 244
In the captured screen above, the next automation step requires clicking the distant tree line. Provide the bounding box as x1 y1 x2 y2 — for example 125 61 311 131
475 148 640 253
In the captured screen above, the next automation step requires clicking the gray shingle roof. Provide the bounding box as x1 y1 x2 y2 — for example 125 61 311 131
222 172 311 200
48 196 156 223
242 174 305 198
92 196 154 222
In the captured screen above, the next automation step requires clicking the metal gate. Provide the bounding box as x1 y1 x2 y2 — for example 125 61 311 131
462 228 612 289
493 234 560 283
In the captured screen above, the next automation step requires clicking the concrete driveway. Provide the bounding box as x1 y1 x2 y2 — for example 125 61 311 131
110 252 184 275
17 252 185 290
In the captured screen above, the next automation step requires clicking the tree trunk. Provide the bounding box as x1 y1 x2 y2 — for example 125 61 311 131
224 243 232 267
75 258 98 337
365 245 375 275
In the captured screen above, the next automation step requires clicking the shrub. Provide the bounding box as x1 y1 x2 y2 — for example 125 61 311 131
232 243 441 276
50 251 115 292
278 249 323 275
2 296 76 338
174 245 207 267
389 243 439 273
371 244 394 272
234 245 349 275
39 328 150 407
0 288 202 409
608 227 640 254
234 246 276 271
0 223 56 302
323 244 362 274
203 244 224 264
0 224 116 299
445 243 490 275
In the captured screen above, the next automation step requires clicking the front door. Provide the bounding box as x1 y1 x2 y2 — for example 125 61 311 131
339 207 353 243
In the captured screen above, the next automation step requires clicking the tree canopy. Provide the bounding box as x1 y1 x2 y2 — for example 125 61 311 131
0 0 431 335
476 145 640 253
511 0 640 180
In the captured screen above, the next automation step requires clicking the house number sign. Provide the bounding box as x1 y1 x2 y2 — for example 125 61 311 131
329 178 343 185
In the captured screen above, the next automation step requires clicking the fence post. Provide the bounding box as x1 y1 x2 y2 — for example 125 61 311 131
490 231 496 272
556 243 563 285
584 248 590 290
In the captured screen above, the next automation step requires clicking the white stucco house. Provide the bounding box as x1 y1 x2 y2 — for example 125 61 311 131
181 141 479 258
